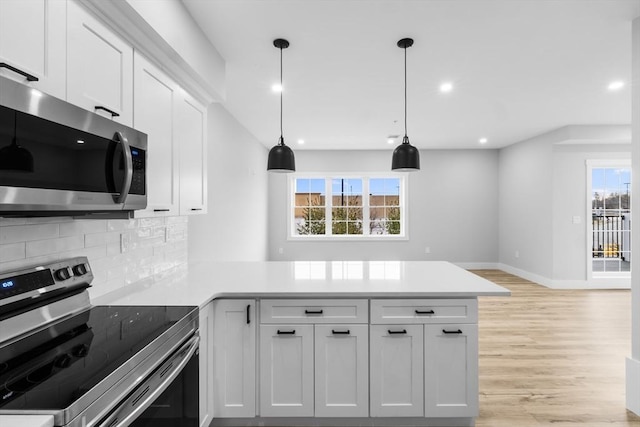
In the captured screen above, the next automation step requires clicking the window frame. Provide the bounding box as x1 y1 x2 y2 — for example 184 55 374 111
287 173 409 241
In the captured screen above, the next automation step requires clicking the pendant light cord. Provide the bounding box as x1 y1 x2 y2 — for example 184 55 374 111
279 45 284 145
403 45 408 140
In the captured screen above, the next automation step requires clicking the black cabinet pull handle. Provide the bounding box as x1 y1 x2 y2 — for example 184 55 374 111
277 329 295 335
191 208 203 211
442 329 463 334
388 329 407 335
332 329 350 335
415 310 435 315
0 63 38 81
153 209 170 212
246 304 251 325
305 309 323 315
95 106 120 118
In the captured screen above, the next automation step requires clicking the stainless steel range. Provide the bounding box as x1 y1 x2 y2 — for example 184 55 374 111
0 257 199 427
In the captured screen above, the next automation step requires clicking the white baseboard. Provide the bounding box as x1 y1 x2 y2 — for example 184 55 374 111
495 263 630 289
455 262 499 270
627 357 640 415
495 263 553 287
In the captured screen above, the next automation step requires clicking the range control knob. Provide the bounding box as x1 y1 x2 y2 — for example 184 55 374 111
72 263 88 276
54 267 72 281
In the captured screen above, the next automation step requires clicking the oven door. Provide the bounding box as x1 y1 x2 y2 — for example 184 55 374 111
96 334 199 427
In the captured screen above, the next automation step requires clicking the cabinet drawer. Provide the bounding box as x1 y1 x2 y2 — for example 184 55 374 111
370 299 477 324
260 299 368 324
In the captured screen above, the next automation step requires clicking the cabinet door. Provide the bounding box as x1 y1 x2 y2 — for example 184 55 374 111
177 93 208 215
370 324 424 417
212 300 256 417
259 324 313 417
133 53 179 217
314 324 368 417
66 0 133 125
424 324 478 417
198 303 214 427
0 0 66 98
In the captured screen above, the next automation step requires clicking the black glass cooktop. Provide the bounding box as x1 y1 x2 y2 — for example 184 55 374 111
0 305 195 411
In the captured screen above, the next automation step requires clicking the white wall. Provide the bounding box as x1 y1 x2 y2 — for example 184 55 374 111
626 15 640 415
499 132 554 279
189 104 269 262
268 149 499 264
552 144 630 283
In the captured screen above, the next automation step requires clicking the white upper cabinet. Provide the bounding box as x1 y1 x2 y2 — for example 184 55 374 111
66 0 133 126
177 93 208 215
0 0 66 99
133 53 179 217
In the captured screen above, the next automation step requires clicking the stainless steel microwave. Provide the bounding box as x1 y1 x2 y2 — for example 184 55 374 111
0 76 147 217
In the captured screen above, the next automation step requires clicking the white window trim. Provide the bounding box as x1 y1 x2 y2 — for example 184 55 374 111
287 173 409 241
585 159 631 280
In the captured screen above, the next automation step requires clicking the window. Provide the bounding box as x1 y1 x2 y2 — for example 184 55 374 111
290 175 406 239
587 160 631 278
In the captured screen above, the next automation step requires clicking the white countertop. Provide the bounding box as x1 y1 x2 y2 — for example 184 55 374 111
0 415 54 427
100 261 510 308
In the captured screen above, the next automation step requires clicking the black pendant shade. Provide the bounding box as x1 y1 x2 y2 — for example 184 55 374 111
391 135 420 171
267 38 295 172
391 38 420 171
0 111 34 173
267 136 295 172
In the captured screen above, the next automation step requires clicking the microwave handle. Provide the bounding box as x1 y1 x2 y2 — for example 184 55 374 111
113 132 133 204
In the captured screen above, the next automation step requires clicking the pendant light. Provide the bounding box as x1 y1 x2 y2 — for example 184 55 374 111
267 38 296 172
391 38 420 171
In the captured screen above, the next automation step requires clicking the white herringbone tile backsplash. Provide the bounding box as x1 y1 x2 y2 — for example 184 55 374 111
0 216 188 301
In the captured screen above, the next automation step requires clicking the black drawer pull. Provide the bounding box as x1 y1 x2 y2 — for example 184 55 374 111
95 106 120 118
246 304 251 324
415 309 435 315
0 63 38 81
442 329 463 334
388 329 407 335
332 329 350 335
305 309 323 315
277 329 295 335
191 208 203 211
153 209 170 212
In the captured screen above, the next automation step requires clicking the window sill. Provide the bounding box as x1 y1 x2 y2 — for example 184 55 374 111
287 235 409 242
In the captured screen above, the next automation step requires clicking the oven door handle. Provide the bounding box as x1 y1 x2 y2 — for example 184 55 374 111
96 334 199 427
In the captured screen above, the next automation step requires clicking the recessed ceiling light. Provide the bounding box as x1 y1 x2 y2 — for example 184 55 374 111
271 83 283 92
76 140 85 144
608 81 624 91
297 139 305 145
439 82 453 93
387 138 395 144
479 138 488 144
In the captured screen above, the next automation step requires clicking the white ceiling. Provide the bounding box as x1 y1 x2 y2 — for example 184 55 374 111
182 0 640 150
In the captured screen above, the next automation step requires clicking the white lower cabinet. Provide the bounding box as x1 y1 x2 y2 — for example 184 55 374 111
370 324 424 417
212 300 256 417
314 324 369 417
211 298 479 424
199 303 214 427
424 324 478 417
259 324 314 417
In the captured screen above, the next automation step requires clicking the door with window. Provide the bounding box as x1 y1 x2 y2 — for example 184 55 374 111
587 160 631 278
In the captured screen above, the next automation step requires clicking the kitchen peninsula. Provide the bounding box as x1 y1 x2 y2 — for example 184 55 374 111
104 260 509 427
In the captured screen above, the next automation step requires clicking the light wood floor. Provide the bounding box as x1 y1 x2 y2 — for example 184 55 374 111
472 270 640 426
